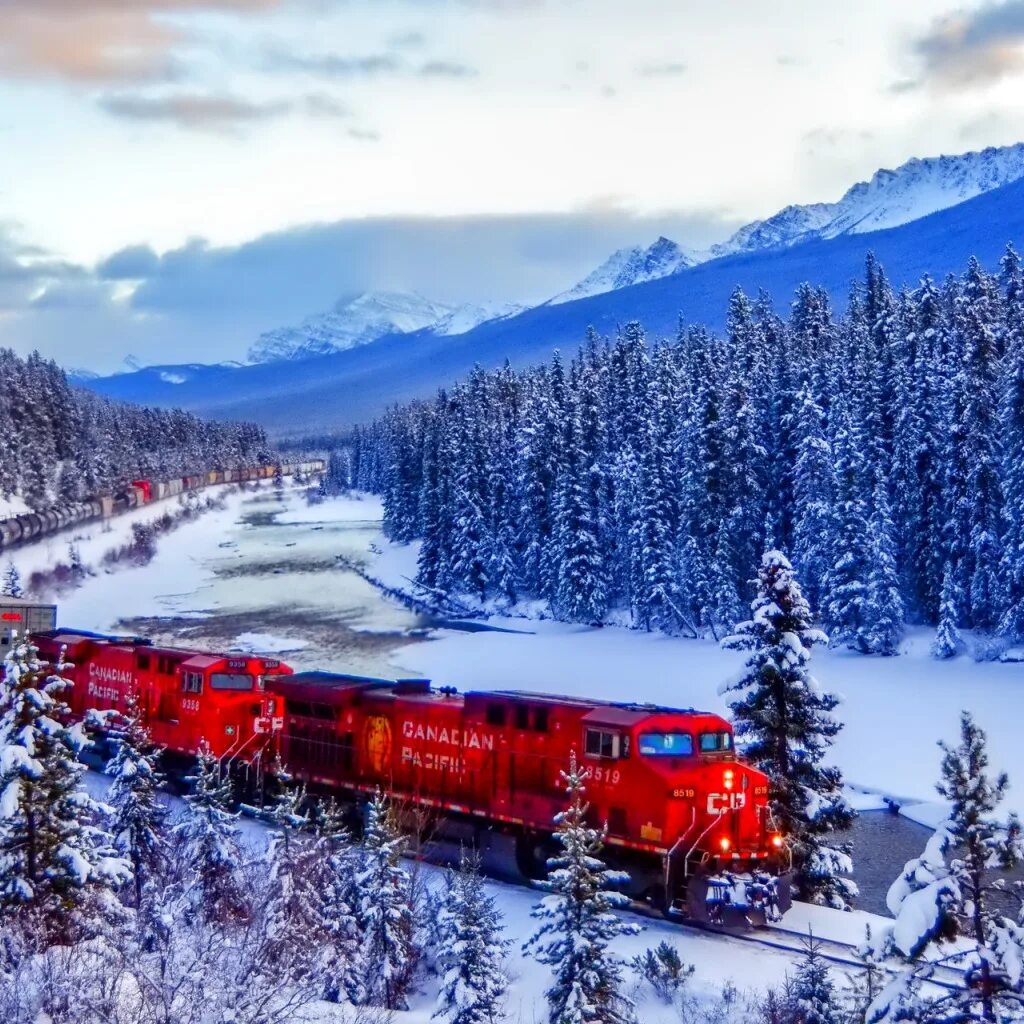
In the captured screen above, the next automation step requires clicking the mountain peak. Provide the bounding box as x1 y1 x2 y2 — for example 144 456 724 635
711 140 1024 259
247 289 522 364
549 235 696 305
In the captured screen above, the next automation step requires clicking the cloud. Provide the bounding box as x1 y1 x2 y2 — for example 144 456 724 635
419 59 478 77
0 1 282 83
98 89 350 131
389 30 427 49
263 50 403 77
0 206 739 371
637 61 687 77
0 225 93 311
911 1 1024 88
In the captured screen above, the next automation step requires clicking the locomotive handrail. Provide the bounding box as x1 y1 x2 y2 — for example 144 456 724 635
663 807 697 893
684 808 728 877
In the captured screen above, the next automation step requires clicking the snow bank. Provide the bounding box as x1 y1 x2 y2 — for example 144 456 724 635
231 631 308 654
276 492 384 525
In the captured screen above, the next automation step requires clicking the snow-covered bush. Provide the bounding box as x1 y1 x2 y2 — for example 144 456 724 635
630 941 694 1003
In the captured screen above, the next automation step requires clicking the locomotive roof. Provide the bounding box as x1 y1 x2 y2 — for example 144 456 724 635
478 689 724 724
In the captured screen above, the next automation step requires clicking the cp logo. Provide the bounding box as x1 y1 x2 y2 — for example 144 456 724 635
707 792 746 814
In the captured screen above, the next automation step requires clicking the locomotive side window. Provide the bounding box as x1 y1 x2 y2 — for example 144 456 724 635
639 732 693 756
534 706 549 733
699 731 733 752
210 672 253 691
138 654 150 670
182 672 203 694
486 704 506 726
584 728 621 759
515 705 529 730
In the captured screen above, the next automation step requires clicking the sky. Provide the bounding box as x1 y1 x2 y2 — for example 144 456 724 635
3 0 1024 371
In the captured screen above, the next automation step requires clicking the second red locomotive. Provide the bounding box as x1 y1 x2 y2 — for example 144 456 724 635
31 629 790 925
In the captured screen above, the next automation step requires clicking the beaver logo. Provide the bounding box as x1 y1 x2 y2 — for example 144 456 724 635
364 715 392 776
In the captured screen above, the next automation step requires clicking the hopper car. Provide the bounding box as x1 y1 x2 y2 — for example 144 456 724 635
0 460 325 553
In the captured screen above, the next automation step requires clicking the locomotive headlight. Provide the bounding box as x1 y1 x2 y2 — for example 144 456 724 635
719 837 731 852
724 769 734 790
771 834 784 848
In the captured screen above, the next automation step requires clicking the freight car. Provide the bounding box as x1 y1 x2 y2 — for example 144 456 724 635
0 460 325 555
31 628 789 926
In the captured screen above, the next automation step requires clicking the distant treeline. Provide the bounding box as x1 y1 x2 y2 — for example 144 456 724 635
0 349 274 510
349 249 1024 655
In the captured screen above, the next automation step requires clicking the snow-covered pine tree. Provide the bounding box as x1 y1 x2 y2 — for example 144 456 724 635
555 364 609 624
105 691 167 909
353 791 418 1009
173 740 247 923
932 562 963 659
310 796 361 1003
788 936 845 1024
864 474 904 656
998 243 1024 641
1 562 22 599
264 778 328 966
0 637 129 937
722 551 856 908
434 848 510 1024
821 394 872 653
870 712 1023 1024
791 384 833 613
523 752 640 1024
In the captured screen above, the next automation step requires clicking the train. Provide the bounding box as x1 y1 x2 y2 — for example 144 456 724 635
31 627 791 928
0 461 325 554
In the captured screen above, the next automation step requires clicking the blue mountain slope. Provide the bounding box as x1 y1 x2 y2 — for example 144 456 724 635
84 176 1024 435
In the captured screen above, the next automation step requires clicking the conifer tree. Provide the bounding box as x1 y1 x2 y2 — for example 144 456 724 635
353 791 418 1009
932 562 963 659
789 937 844 1024
434 849 510 1024
311 797 361 1004
105 692 167 910
723 551 856 908
864 475 904 655
870 713 1024 1024
1 562 22 599
524 753 640 1024
173 740 247 923
0 638 129 936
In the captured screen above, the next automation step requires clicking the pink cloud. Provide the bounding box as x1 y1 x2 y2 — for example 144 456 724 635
0 1 281 83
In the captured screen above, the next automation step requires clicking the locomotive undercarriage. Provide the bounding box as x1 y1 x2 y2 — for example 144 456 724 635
410 810 791 932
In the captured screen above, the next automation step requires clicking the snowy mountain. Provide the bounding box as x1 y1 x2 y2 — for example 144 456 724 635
248 291 454 363
709 141 1024 258
559 143 1024 295
550 236 696 304
248 291 523 364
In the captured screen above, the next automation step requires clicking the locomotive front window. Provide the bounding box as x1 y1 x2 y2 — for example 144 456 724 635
639 732 693 756
699 731 733 752
210 672 254 691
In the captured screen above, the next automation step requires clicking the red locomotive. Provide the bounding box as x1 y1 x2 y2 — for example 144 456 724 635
34 630 288 771
31 630 790 925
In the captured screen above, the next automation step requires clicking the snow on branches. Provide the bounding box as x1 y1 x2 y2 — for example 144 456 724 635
722 550 856 909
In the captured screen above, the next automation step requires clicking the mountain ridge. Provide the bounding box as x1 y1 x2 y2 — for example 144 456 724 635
80 173 1024 436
